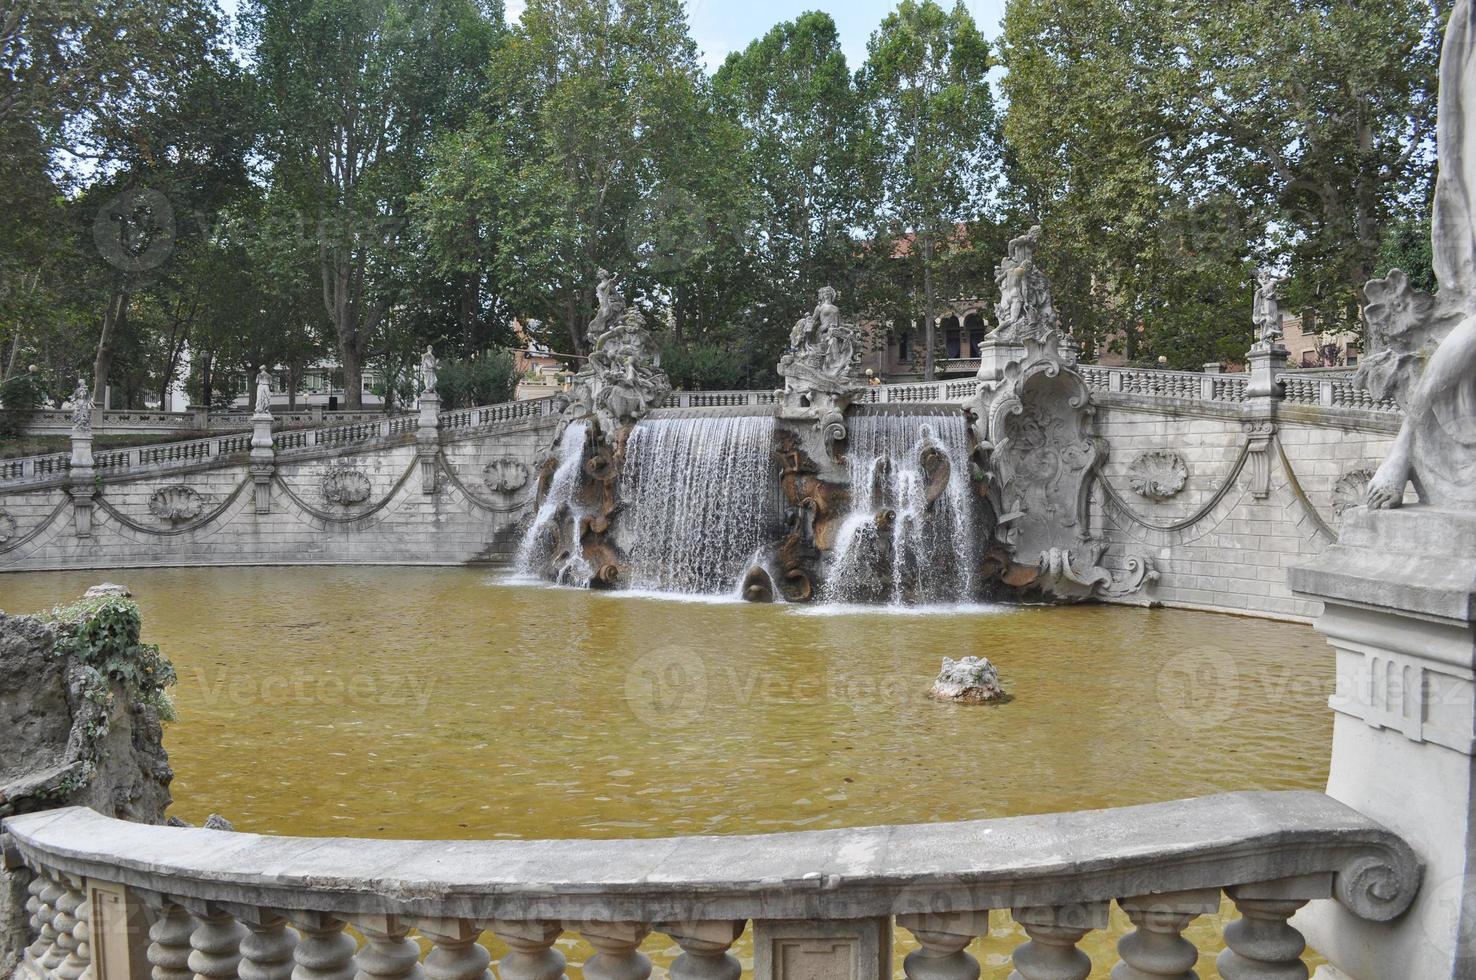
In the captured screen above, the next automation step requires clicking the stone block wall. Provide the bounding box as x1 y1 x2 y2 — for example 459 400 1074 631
1090 397 1401 620
0 416 558 572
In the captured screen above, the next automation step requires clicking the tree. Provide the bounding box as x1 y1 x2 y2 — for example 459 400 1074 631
862 0 998 380
244 0 498 407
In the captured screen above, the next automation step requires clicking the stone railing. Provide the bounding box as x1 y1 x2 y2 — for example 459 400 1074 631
0 407 396 437
1279 374 1400 413
4 792 1419 980
1078 365 1251 405
0 399 559 490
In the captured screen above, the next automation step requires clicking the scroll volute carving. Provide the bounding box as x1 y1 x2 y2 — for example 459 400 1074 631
573 424 630 589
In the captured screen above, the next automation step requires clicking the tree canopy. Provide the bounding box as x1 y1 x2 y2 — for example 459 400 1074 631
0 0 1447 407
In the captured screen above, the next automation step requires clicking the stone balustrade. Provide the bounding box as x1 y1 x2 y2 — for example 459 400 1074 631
4 792 1420 980
0 407 399 438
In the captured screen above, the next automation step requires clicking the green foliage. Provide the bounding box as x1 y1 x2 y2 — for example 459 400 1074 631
0 372 45 437
659 332 757 392
1378 215 1437 294
436 350 517 409
49 597 177 721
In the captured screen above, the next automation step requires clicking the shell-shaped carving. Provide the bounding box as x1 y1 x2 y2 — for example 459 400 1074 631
1127 451 1189 500
1333 468 1374 517
0 509 16 543
482 457 530 494
321 467 372 506
148 486 204 523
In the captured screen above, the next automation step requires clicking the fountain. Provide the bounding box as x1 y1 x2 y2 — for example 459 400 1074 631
518 263 1153 607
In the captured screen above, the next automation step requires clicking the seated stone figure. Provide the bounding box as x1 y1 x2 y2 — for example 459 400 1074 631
1360 0 1476 511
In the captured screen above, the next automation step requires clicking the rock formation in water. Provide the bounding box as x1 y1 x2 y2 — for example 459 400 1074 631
929 656 1006 704
0 593 174 972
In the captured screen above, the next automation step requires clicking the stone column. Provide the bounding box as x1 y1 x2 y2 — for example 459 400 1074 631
1290 508 1476 979
249 405 274 514
416 391 441 495
68 409 96 538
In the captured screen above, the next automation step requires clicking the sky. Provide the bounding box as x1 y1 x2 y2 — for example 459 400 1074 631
503 0 1012 72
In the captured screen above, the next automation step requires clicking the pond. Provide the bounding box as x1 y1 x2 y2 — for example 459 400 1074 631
0 566 1334 975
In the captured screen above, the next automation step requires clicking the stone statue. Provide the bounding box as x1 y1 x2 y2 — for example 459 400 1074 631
1359 0 1476 511
1252 267 1285 347
776 286 866 448
561 273 671 441
70 378 92 433
990 225 1060 344
420 345 439 395
253 366 272 416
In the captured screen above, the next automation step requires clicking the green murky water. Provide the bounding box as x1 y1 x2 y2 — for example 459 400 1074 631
0 566 1333 976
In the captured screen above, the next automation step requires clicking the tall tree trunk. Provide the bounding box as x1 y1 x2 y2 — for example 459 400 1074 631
201 352 213 409
922 231 937 381
93 284 129 407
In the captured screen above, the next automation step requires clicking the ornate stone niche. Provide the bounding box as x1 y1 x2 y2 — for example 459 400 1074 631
1332 468 1374 518
321 467 372 506
147 486 204 523
0 509 17 543
483 457 530 494
969 333 1156 600
1127 451 1189 500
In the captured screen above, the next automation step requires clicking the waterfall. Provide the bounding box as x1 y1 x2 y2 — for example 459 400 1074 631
515 421 589 583
618 415 778 595
823 413 976 605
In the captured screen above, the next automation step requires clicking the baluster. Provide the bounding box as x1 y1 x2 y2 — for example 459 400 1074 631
658 920 744 980
233 908 299 980
352 914 423 980
489 920 564 980
49 877 82 973
26 872 57 965
148 902 197 980
1009 903 1108 980
417 918 490 980
288 912 358 980
186 903 246 980
898 910 989 980
58 876 92 980
571 921 651 980
1112 889 1219 979
1216 875 1330 980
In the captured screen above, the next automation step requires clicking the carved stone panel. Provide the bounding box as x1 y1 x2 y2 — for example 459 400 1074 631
753 918 891 980
0 509 16 543
321 467 372 506
1127 451 1189 500
483 457 530 494
148 486 204 523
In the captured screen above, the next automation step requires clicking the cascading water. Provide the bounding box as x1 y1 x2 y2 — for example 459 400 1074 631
515 421 590 584
823 413 977 605
618 415 779 595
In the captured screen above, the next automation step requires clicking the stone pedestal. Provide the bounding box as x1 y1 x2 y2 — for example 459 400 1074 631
248 412 274 515
1290 507 1476 980
975 337 1026 383
67 421 95 538
416 391 440 494
1202 362 1224 374
1246 342 1288 400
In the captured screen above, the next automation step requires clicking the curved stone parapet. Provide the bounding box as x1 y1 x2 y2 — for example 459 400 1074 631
3 791 1420 980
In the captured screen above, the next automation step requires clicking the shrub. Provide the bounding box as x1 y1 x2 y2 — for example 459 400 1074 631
0 372 45 438
48 596 177 721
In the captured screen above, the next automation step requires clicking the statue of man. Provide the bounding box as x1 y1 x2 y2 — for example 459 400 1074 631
420 345 439 394
254 366 273 416
71 377 92 432
1252 267 1284 345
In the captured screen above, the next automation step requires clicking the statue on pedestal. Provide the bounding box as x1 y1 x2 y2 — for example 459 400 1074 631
560 272 671 441
1252 268 1286 348
253 366 272 417
777 287 866 449
1359 0 1476 511
990 226 1060 344
420 345 439 395
70 378 92 433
